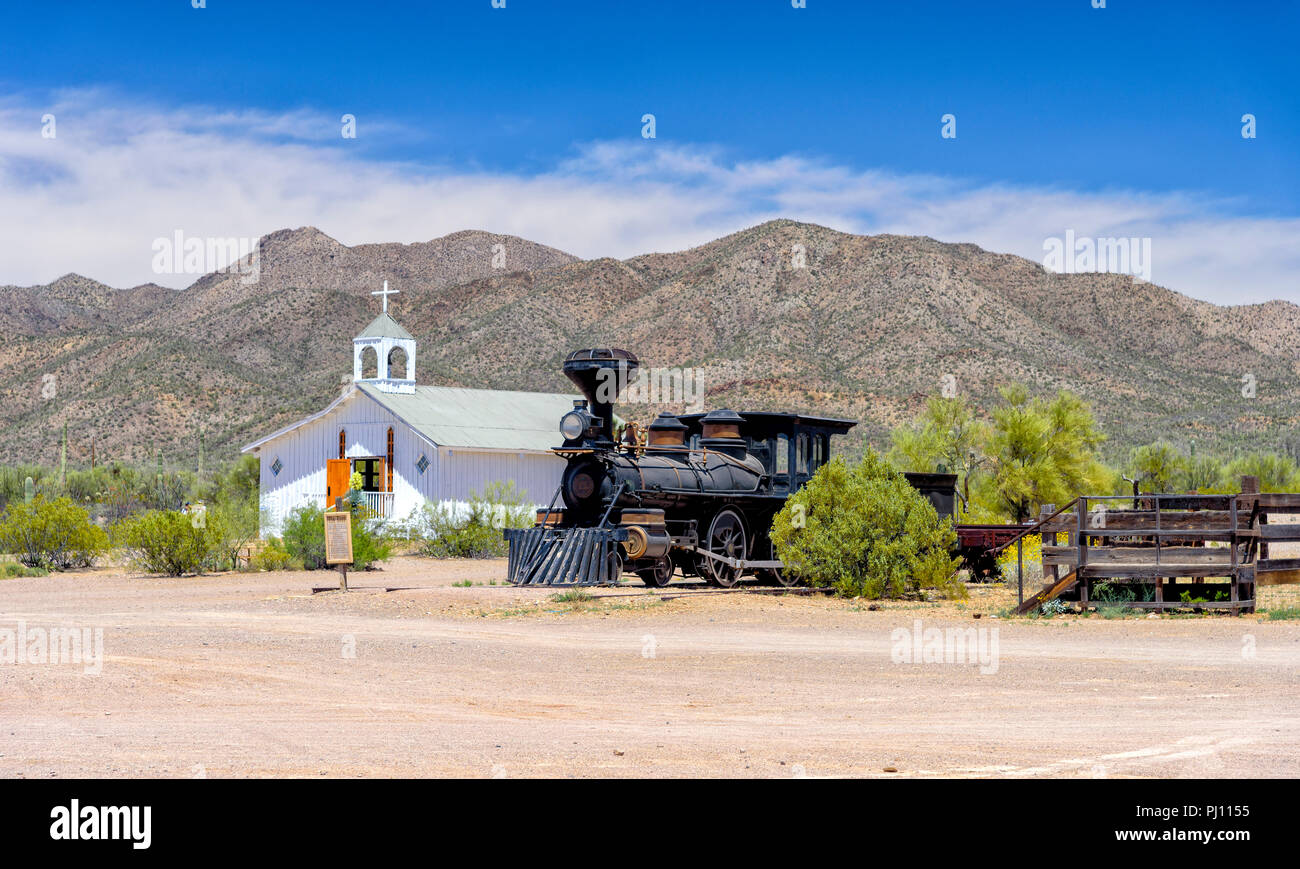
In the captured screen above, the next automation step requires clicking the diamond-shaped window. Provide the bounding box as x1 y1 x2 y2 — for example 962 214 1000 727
416 454 429 475
271 457 283 477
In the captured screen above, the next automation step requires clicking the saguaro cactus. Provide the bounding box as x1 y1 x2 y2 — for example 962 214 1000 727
24 476 35 504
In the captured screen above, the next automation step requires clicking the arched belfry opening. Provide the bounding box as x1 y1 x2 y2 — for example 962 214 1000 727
388 346 410 381
359 346 379 380
352 280 417 394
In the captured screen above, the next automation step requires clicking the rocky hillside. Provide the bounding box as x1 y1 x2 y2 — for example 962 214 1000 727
3 221 1297 471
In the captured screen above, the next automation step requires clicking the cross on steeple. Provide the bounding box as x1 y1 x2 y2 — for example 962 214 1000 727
371 280 399 314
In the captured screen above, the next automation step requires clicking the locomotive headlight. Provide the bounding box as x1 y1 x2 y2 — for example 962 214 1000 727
559 410 587 440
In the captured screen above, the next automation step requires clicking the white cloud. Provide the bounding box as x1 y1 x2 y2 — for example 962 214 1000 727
1 90 1296 305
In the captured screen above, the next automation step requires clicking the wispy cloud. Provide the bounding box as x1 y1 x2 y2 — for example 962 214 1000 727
1 90 1296 305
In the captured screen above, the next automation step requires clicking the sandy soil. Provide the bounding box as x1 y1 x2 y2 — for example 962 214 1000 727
2 557 1298 778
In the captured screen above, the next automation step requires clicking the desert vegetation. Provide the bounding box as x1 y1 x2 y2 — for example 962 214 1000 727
408 481 533 559
2 382 1297 586
0 456 265 577
889 387 1300 525
771 450 963 599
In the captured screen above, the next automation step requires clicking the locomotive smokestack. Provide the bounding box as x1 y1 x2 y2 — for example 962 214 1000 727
562 348 640 442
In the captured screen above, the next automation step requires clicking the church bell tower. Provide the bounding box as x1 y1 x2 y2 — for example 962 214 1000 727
353 281 417 394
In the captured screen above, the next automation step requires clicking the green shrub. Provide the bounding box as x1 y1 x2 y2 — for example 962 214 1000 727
771 451 964 600
246 537 301 572
0 496 108 570
414 482 533 559
1092 580 1135 604
281 503 392 571
203 500 259 572
2 561 50 578
115 509 222 576
282 505 327 569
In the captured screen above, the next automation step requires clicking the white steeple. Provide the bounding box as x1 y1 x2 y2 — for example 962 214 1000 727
353 281 417 394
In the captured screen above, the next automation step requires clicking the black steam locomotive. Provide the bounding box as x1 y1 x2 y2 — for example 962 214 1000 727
505 348 859 587
504 348 1021 587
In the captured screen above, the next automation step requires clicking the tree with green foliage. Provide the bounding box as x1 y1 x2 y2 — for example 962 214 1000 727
1223 452 1299 493
115 509 222 576
205 454 259 509
888 395 989 512
1127 441 1183 493
0 496 108 570
1177 451 1225 493
984 386 1106 522
205 500 260 571
770 451 963 599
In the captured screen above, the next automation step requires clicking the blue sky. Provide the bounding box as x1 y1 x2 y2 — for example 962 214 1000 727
1 0 1297 302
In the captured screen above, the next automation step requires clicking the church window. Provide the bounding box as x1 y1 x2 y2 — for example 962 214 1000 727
386 427 395 492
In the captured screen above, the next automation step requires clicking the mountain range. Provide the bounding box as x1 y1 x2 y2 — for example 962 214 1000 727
3 220 1298 473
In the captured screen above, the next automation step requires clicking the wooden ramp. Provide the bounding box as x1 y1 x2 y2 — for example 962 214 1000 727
1013 569 1078 615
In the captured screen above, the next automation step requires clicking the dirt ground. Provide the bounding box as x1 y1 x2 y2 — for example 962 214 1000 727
2 557 1298 778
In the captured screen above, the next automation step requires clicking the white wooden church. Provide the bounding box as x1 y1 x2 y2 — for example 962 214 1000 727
242 284 575 535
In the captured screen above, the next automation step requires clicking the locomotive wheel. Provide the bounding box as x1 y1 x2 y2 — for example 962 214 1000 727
638 556 674 588
769 564 799 587
703 509 747 588
759 538 798 587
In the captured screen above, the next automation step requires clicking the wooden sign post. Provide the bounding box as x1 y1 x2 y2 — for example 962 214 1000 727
324 499 354 591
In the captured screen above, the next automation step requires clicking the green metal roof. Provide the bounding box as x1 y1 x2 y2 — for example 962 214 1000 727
358 383 577 450
355 312 414 340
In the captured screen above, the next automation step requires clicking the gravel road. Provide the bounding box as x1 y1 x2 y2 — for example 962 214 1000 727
2 558 1297 778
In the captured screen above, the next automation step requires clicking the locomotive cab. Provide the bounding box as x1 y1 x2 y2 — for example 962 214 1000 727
677 410 854 492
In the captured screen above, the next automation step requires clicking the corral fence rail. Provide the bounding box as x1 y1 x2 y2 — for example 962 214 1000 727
1021 485 1300 615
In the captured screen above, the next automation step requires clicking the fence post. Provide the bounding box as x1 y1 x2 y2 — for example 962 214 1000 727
1077 497 1088 571
1016 537 1023 608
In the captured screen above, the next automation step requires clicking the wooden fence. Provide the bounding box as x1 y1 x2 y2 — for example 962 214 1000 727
1020 488 1300 615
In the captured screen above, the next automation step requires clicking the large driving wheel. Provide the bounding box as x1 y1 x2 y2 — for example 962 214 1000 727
763 539 799 587
638 556 674 588
702 508 747 588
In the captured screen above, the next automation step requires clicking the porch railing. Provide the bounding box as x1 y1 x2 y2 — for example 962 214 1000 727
313 491 394 517
355 491 395 517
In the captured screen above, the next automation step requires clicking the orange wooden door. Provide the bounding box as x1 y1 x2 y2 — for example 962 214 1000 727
326 459 351 508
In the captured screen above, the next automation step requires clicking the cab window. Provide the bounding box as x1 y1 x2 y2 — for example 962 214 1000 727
796 433 809 475
776 434 789 475
812 434 826 469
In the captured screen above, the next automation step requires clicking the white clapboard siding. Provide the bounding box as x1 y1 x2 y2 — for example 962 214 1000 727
249 387 565 537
